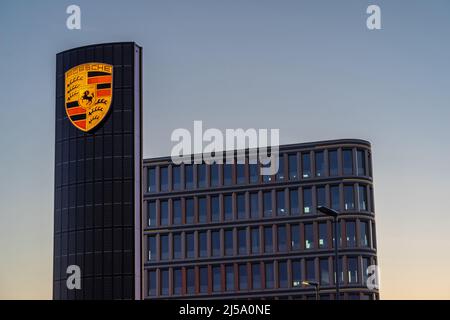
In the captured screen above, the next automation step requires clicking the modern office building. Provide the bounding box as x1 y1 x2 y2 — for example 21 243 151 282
143 140 379 300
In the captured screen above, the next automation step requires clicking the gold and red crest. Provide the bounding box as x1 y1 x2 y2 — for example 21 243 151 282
65 62 113 132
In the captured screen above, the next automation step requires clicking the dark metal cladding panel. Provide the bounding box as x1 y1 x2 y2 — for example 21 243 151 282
54 42 142 300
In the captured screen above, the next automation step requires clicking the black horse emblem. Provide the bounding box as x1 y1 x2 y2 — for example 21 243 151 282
81 90 94 105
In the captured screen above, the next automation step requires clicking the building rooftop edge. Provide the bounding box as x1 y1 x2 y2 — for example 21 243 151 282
56 42 141 56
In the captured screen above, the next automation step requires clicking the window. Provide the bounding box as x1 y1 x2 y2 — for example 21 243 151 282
173 199 182 225
316 187 326 208
199 197 207 223
148 201 156 227
237 194 246 219
173 268 182 295
357 149 366 176
160 167 168 191
185 164 194 189
290 189 299 215
276 155 285 180
343 149 353 175
277 225 287 252
211 163 220 187
239 264 248 290
291 225 300 250
370 187 375 212
186 198 195 224
344 185 355 210
186 232 195 258
330 186 340 211
288 154 298 180
306 259 315 281
225 230 233 256
319 222 328 249
249 163 258 183
224 195 233 221
148 168 156 192
148 270 156 296
320 259 330 285
238 229 246 255
278 261 288 288
360 221 369 247
224 163 233 186
200 266 208 293
358 185 367 211
302 153 311 178
329 150 338 176
172 166 181 190
148 236 156 261
237 162 246 184
186 268 195 294
348 257 358 284
160 235 169 260
173 234 182 259
212 231 220 256
346 221 356 247
199 231 207 257
315 151 325 177
262 161 272 182
303 188 312 214
161 270 169 295
211 196 220 222
265 263 274 289
292 260 302 287
333 221 343 247
304 223 314 249
263 192 272 217
160 201 168 226
226 265 234 291
213 266 221 292
251 227 260 254
252 264 261 289
264 226 273 253
277 190 286 216
198 164 207 188
372 222 377 248
250 193 259 218
362 257 370 284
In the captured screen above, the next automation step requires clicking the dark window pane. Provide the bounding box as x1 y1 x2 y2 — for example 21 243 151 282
238 229 246 255
173 199 182 225
317 187 326 208
348 257 358 284
362 258 370 284
160 201 168 226
211 163 220 187
173 268 182 295
199 232 207 257
276 155 285 180
187 268 195 294
330 186 340 211
262 161 272 183
329 150 338 176
173 234 182 259
344 185 355 210
291 225 300 250
225 230 233 256
212 231 220 257
213 266 221 292
224 164 233 186
237 194 246 219
237 162 246 184
251 227 260 254
224 195 233 221
148 271 156 296
161 270 169 295
360 221 369 247
211 196 220 222
290 189 299 215
239 264 248 290
185 165 194 189
252 264 261 289
249 163 258 183
200 267 208 293
303 188 312 214
319 222 328 249
264 226 273 253
343 149 353 175
148 236 156 261
148 201 156 227
315 151 325 177
265 262 274 289
148 168 156 192
199 197 207 223
172 166 181 190
357 150 366 176
160 167 168 191
320 259 330 285
278 261 288 288
359 185 367 211
198 164 207 188
346 221 356 247
277 225 287 252
305 223 314 249
186 232 195 258
263 192 272 217
160 235 169 260
306 259 315 281
250 193 259 218
277 190 286 216
292 260 302 287
186 198 194 224
226 265 234 291
288 154 298 180
302 153 311 178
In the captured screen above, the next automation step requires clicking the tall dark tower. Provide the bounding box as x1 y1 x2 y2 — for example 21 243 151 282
53 42 142 299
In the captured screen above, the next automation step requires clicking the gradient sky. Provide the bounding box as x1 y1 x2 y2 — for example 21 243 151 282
1 0 449 299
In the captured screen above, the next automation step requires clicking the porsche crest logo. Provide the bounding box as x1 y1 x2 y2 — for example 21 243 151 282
65 62 113 132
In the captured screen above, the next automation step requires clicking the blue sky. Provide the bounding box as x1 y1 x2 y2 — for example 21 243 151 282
1 0 450 299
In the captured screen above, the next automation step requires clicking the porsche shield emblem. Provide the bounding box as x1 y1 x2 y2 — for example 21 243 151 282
65 62 113 132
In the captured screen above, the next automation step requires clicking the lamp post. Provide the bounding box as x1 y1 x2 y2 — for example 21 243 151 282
317 206 340 300
302 281 320 300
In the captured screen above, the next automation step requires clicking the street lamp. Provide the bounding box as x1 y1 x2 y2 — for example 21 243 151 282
302 281 320 300
317 206 340 300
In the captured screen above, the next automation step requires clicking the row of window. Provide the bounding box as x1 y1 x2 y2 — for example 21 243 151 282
147 148 372 192
147 256 375 297
147 183 374 227
147 219 375 261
